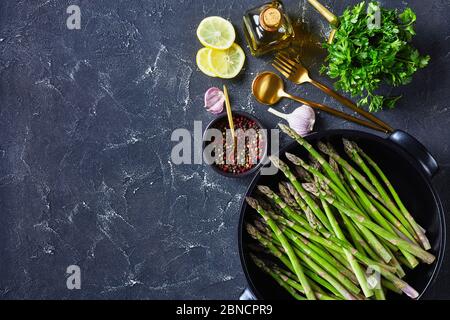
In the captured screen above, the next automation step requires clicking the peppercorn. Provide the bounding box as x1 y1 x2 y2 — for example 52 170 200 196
209 115 264 175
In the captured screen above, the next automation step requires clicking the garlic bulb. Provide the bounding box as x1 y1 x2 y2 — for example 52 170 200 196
204 87 225 115
268 105 315 136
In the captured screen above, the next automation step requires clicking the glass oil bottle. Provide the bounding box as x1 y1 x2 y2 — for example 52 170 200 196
243 1 295 56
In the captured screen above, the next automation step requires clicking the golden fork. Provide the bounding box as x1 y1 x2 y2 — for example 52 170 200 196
272 52 393 133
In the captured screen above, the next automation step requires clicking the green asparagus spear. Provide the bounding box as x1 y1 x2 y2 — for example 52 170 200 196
253 189 418 298
294 166 313 182
258 186 397 274
278 182 300 210
284 152 397 265
304 182 393 264
267 208 357 281
320 199 373 297
320 140 429 250
264 205 396 273
247 208 357 300
251 254 306 300
270 156 333 231
320 194 435 264
280 226 362 294
285 152 356 206
348 140 430 250
274 266 340 300
367 194 417 243
248 199 418 298
342 167 419 269
279 124 348 194
246 197 316 299
246 223 343 298
258 185 319 233
374 287 386 300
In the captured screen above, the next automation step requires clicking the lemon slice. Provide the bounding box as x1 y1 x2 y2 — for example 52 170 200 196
196 48 217 77
196 16 235 50
208 43 245 79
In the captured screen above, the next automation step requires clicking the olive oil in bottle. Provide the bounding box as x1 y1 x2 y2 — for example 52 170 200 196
243 1 295 56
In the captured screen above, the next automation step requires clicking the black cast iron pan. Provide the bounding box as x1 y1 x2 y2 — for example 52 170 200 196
238 130 446 300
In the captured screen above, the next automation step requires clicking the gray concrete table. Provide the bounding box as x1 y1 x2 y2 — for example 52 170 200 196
0 0 449 299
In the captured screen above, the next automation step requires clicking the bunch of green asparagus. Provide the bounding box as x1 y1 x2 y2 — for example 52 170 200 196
246 124 435 300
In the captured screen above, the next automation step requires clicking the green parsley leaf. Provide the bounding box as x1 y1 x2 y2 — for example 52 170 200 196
322 1 429 112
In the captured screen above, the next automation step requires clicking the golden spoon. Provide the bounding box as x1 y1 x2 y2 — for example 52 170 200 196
252 72 389 133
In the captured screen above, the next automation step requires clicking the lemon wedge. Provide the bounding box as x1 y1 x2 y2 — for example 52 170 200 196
196 16 235 50
208 43 245 79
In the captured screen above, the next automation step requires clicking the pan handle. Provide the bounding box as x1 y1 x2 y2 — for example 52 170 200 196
239 288 257 300
388 130 439 178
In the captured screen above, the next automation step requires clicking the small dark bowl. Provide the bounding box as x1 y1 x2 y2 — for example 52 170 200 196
202 111 268 178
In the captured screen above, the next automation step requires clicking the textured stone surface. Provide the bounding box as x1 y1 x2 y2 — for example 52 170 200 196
0 0 449 299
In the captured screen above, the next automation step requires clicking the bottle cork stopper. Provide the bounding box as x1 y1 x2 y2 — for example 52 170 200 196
260 7 282 31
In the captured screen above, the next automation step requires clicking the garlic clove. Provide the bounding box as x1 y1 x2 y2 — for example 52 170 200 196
288 105 315 136
204 87 225 115
267 105 315 136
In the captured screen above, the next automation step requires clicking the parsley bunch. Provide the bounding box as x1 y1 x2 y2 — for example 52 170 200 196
321 1 430 112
